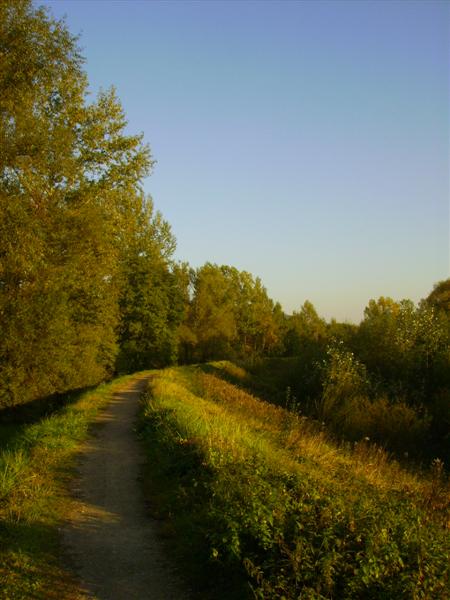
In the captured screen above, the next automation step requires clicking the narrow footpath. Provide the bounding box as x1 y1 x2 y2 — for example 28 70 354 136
62 376 186 600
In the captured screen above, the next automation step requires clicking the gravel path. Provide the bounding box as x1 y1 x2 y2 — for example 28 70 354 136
62 376 186 600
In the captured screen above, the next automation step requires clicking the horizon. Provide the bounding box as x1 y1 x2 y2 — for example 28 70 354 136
41 0 449 322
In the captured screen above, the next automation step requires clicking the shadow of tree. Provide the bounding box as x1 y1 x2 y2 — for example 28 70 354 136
0 384 100 450
0 520 86 599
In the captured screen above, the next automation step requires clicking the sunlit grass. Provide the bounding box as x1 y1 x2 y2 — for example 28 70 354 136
140 362 450 599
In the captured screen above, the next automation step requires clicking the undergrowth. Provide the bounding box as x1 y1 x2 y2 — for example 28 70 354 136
0 373 144 600
139 362 449 599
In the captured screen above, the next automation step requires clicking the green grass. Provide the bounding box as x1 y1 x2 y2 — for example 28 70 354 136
139 362 449 599
0 372 148 600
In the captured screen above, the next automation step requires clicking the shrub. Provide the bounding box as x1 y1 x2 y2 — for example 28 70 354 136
320 344 369 422
338 395 430 454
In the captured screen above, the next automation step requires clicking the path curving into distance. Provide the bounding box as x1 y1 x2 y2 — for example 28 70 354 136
62 375 187 600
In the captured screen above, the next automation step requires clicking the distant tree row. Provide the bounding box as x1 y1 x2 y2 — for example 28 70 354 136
178 263 284 363
249 281 450 461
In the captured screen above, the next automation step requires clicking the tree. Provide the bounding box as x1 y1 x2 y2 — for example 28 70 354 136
354 297 402 389
284 300 327 356
227 267 280 358
188 264 237 361
425 278 450 315
182 264 281 362
0 1 151 406
116 196 185 372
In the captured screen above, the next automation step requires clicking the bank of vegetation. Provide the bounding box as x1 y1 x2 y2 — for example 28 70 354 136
139 363 449 599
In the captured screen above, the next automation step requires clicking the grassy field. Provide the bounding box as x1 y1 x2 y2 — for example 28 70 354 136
0 373 146 600
139 361 449 599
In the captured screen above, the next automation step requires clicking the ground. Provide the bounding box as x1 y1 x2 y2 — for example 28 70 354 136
62 376 187 600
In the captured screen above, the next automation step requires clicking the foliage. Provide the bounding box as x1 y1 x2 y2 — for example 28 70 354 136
284 300 327 356
353 297 449 458
180 264 282 363
116 195 185 372
425 278 450 315
261 294 450 461
139 364 450 599
319 343 369 421
0 1 177 407
355 297 449 402
334 395 431 452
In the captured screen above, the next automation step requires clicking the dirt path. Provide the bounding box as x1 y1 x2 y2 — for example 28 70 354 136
62 376 187 600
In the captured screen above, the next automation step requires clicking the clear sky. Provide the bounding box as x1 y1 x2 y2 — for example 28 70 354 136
41 0 449 322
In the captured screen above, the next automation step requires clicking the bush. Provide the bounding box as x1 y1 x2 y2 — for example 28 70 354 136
338 396 430 454
320 344 369 421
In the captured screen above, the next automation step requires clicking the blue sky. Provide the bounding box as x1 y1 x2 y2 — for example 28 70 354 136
42 0 449 321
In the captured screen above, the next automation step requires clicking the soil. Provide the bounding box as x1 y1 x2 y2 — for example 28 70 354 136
62 375 187 600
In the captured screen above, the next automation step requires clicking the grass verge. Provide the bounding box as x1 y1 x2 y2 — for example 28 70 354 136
0 372 147 600
139 362 449 599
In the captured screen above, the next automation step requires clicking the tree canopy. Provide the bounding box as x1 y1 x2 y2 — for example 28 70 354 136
179 263 282 362
0 0 172 406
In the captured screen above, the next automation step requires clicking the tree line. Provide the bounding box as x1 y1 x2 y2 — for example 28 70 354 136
1 1 449 461
272 286 449 460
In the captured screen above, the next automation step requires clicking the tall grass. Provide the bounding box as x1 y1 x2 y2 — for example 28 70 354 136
139 363 449 599
0 373 144 599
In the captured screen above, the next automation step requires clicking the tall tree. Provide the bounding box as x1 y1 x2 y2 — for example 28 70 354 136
182 264 281 362
116 195 185 372
0 1 151 406
284 300 327 356
188 264 237 361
